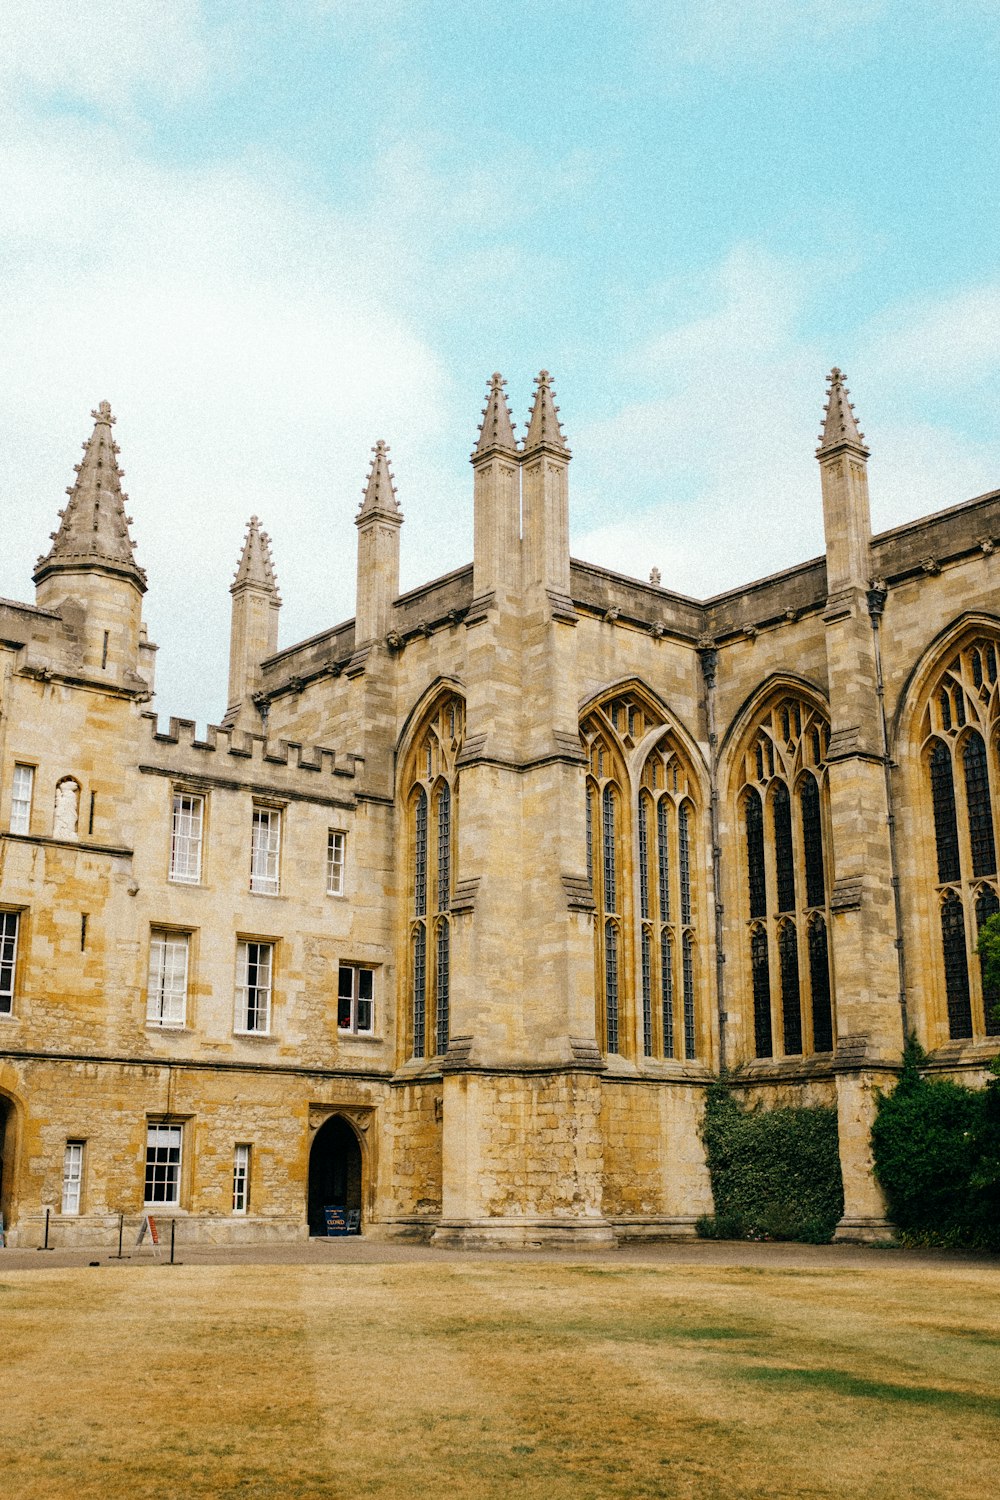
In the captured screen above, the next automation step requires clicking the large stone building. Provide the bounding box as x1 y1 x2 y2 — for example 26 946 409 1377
1 371 998 1248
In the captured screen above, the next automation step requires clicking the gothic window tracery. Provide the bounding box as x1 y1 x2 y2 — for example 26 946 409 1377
737 696 833 1059
919 638 1000 1039
406 693 464 1057
581 690 703 1061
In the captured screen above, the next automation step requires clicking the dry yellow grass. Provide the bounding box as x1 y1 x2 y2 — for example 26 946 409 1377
1 1258 998 1499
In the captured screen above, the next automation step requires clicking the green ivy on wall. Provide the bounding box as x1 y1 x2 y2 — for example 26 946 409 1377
696 1082 844 1244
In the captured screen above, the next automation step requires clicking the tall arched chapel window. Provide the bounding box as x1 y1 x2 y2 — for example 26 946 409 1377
406 694 464 1057
737 696 834 1058
582 690 704 1061
920 639 1000 1040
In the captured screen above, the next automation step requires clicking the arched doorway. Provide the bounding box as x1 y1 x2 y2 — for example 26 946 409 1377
308 1115 362 1235
0 1092 17 1238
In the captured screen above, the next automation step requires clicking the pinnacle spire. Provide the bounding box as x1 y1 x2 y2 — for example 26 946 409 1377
33 401 147 591
231 516 281 599
522 369 570 457
472 372 518 458
817 367 869 458
356 440 403 525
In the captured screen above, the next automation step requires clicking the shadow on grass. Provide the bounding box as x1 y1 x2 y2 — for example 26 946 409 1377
740 1364 1000 1417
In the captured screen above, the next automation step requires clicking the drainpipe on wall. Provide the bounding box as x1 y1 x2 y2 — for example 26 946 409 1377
866 580 909 1040
698 638 727 1073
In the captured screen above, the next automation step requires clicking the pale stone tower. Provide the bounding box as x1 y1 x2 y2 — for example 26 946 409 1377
437 371 611 1247
817 368 903 1239
223 517 281 730
354 441 402 649
33 401 153 691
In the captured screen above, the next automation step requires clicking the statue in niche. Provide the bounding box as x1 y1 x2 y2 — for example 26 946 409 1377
53 777 80 839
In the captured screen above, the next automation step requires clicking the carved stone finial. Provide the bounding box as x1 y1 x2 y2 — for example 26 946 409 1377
357 439 402 524
33 399 146 592
523 368 570 457
232 516 281 600
649 566 662 587
472 371 518 459
817 366 869 459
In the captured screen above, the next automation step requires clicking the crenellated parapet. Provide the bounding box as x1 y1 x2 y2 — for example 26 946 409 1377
139 711 363 802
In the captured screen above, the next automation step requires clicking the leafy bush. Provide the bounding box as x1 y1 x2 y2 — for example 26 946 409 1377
697 1082 844 1244
871 1035 1000 1252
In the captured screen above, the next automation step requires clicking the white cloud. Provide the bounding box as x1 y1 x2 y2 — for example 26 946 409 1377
572 245 1000 598
0 104 467 731
0 1 208 112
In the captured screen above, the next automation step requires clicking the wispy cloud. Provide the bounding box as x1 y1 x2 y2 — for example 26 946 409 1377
572 245 1000 595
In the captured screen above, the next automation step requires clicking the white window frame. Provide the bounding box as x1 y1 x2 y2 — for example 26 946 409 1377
0 910 19 1015
337 962 375 1035
232 1144 251 1214
170 792 204 884
10 764 34 835
147 930 190 1028
144 1123 182 1206
62 1141 85 1215
327 829 346 896
250 806 281 894
235 939 273 1034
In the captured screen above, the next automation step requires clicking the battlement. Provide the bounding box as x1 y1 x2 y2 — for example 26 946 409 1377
139 712 362 799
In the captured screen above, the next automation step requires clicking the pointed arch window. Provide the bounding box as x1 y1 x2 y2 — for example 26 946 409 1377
582 691 704 1061
807 916 833 1053
406 695 463 1058
919 639 1000 1040
738 697 833 1059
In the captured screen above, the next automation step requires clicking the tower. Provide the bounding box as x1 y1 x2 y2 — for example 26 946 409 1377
33 401 151 688
817 368 902 1241
354 441 403 649
223 517 281 730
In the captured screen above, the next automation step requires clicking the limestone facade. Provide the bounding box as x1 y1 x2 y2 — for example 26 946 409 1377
1 374 999 1247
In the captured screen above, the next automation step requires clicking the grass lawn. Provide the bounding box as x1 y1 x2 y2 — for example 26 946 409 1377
1 1257 998 1498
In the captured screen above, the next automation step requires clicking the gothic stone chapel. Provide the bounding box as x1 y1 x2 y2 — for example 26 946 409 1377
1 370 998 1247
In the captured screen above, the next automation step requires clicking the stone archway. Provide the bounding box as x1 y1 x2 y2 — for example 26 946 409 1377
0 1091 18 1236
307 1114 363 1235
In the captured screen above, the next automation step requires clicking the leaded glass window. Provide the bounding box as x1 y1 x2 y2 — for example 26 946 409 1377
605 920 619 1053
638 798 650 922
407 695 462 1058
930 740 961 884
682 931 696 1060
941 892 972 1039
641 928 652 1056
963 733 996 877
808 916 833 1053
800 775 825 909
602 785 618 914
661 929 674 1059
751 925 773 1058
744 789 766 920
679 804 692 926
436 920 450 1056
582 691 702 1061
657 799 670 922
772 782 795 914
739 696 833 1059
920 640 1000 1040
778 921 802 1056
436 784 451 911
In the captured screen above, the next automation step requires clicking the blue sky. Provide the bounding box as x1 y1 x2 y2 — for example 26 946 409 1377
2 1 999 728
